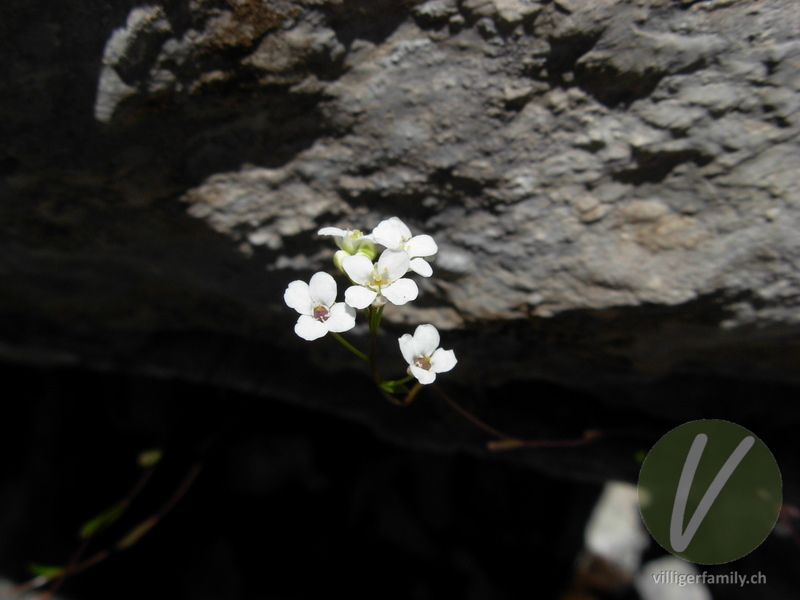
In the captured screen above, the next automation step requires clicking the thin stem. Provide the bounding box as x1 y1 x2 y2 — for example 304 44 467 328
379 387 412 406
401 382 425 405
367 305 385 386
374 305 384 331
330 332 369 363
432 384 601 451
486 433 601 451
432 384 514 440
5 460 204 600
351 301 597 448
381 375 414 388
38 459 157 600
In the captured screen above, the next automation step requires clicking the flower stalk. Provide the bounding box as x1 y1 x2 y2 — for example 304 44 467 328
283 216 602 452
330 332 369 363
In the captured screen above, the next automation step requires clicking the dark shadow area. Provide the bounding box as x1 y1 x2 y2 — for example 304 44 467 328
0 362 600 600
323 0 411 48
574 51 712 109
542 32 603 88
611 144 714 184
1 360 798 599
0 0 141 164
0 0 354 223
576 65 667 110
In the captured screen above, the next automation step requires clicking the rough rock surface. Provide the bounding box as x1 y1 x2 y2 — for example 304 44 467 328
4 0 800 389
3 0 800 488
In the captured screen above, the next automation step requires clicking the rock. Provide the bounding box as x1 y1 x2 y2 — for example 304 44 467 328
4 1 800 597
412 0 458 23
2 0 800 524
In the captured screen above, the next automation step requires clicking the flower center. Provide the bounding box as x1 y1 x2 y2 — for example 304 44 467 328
313 305 330 322
414 355 432 371
368 267 390 288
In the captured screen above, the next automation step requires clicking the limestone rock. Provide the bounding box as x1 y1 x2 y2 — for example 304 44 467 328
2 0 800 481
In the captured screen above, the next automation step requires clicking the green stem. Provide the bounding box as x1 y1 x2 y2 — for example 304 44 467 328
330 332 369 363
356 304 412 406
379 387 411 406
368 304 384 335
402 382 425 405
367 305 385 385
381 375 414 388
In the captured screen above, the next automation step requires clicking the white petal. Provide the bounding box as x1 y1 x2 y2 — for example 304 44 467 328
325 303 356 332
406 235 437 258
430 348 457 374
410 365 436 385
284 280 312 315
389 217 412 239
294 315 328 341
370 218 406 249
345 285 377 309
413 324 440 356
409 257 433 278
342 254 375 285
398 333 416 366
309 271 337 308
382 278 418 306
378 249 410 282
318 227 346 237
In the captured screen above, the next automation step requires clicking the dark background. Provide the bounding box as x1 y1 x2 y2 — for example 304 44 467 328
1 360 799 600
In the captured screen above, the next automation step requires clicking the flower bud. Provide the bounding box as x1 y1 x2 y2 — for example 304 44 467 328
355 239 378 262
337 229 363 254
333 250 349 273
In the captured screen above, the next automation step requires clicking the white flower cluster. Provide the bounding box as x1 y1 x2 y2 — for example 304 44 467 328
284 217 457 385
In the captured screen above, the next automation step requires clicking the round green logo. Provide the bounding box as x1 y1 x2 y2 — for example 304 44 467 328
637 419 782 564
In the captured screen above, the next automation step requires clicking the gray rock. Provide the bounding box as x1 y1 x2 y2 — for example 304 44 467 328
2 0 800 489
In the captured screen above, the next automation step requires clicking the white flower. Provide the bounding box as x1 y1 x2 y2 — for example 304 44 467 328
284 271 356 341
370 217 438 277
342 249 419 309
399 324 457 385
318 226 377 259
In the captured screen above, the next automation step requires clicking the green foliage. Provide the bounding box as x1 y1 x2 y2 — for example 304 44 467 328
28 563 65 578
79 503 126 539
138 448 163 468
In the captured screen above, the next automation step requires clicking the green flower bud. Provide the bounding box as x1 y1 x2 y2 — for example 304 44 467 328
333 250 349 273
339 229 363 254
355 239 377 262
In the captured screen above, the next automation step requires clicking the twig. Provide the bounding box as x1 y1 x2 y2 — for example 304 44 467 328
431 383 601 451
38 465 156 600
0 459 203 600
